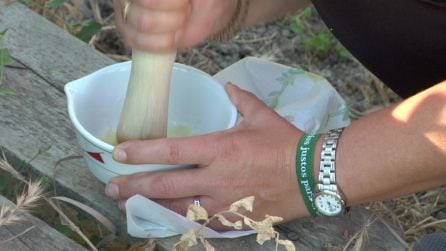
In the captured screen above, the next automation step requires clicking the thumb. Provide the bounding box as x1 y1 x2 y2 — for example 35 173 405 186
225 82 269 120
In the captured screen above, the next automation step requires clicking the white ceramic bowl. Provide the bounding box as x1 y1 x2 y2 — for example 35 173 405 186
65 62 237 183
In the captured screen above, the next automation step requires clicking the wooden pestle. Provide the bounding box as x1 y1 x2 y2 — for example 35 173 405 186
116 49 177 143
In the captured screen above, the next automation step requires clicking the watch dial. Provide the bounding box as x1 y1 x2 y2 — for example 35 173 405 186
314 193 343 216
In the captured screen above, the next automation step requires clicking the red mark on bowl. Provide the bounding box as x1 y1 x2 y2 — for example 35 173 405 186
87 152 104 164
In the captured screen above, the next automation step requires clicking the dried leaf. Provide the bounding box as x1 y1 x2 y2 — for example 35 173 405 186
251 215 283 245
199 236 215 251
186 205 208 222
256 225 276 245
276 239 296 251
51 196 116 235
263 215 283 225
229 196 255 213
173 229 198 251
243 216 256 229
216 214 243 230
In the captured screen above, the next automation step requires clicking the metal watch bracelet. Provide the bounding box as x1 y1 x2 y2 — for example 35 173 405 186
314 128 347 216
318 128 343 192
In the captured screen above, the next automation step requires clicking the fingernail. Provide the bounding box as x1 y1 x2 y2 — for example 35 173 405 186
105 183 119 198
118 201 126 212
113 148 127 162
226 82 239 88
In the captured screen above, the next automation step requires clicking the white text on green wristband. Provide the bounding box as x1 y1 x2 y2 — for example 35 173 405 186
296 134 321 217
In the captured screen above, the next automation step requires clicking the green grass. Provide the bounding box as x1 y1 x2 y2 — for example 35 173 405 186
0 29 14 94
290 7 350 58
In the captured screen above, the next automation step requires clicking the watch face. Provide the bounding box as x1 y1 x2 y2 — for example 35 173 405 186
314 191 344 216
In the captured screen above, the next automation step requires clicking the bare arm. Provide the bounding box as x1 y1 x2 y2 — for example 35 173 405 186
319 80 446 207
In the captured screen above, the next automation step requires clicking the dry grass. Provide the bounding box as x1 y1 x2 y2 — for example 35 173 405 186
0 180 44 226
367 189 446 246
0 153 104 250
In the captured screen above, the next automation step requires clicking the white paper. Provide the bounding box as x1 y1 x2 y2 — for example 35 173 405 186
126 195 255 238
126 57 350 238
213 57 350 134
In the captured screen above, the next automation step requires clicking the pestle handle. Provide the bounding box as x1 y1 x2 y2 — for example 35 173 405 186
117 50 177 143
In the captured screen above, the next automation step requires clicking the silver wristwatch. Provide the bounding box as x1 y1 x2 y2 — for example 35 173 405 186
313 128 347 216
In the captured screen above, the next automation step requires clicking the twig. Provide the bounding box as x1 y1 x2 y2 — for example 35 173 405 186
51 155 116 247
88 0 103 24
101 25 116 31
45 198 98 251
406 218 446 235
52 196 117 238
377 216 410 249
1 153 96 250
372 79 390 107
105 54 131 62
0 226 36 244
52 155 82 200
233 33 277 44
404 216 437 235
342 217 375 251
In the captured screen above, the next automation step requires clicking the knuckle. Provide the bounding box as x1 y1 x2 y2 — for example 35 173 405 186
151 175 176 197
217 175 235 189
165 140 180 163
130 35 143 49
172 11 187 29
156 36 175 51
136 14 153 32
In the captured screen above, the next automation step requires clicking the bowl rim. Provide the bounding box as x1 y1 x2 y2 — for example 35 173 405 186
65 61 237 152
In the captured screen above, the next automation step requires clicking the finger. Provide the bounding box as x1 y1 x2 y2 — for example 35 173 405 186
120 25 177 52
106 167 209 200
225 83 272 123
126 6 187 33
118 199 127 212
112 134 220 165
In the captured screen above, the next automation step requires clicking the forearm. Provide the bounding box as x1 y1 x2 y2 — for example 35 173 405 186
243 0 311 27
318 80 446 206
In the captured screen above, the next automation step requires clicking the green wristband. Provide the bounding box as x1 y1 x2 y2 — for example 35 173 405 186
296 134 321 217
